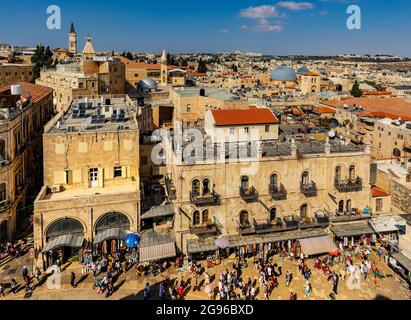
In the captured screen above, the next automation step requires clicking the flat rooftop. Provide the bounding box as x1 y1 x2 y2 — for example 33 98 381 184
173 87 242 101
48 96 138 134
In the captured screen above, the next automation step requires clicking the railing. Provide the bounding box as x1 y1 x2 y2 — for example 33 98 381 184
239 186 258 202
334 177 363 192
237 220 256 235
190 220 218 235
299 212 329 229
190 191 219 206
269 184 287 200
300 181 317 197
329 209 372 222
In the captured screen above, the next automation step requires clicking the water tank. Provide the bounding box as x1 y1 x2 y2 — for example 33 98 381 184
11 84 21 96
199 88 206 97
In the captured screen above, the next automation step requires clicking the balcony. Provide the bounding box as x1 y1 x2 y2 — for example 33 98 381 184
334 177 363 193
190 222 218 236
190 191 219 206
298 212 329 229
329 208 372 223
239 186 258 202
237 220 256 235
268 184 287 201
254 217 298 234
300 181 317 197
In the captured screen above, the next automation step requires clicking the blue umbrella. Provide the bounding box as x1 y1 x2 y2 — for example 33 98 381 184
124 233 140 248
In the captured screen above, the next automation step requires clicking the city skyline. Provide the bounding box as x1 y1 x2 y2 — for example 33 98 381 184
1 0 410 57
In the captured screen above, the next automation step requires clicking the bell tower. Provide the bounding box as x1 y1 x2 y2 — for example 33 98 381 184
160 49 168 85
68 22 77 55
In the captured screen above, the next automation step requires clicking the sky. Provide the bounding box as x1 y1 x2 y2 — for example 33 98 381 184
0 0 410 56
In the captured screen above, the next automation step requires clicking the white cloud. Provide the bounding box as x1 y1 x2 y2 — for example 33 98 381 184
239 5 281 19
253 24 283 32
319 10 328 16
219 28 229 33
278 1 314 10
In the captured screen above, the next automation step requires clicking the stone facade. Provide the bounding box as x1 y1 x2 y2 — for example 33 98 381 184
0 64 34 87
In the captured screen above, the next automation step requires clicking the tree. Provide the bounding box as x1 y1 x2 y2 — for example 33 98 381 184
350 80 362 97
232 64 238 72
31 45 54 80
126 52 133 60
180 59 188 67
197 59 207 73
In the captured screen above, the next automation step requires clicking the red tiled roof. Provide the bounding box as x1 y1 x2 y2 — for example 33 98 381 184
0 82 53 103
362 91 391 96
313 106 336 114
211 108 279 126
371 186 389 197
323 97 411 121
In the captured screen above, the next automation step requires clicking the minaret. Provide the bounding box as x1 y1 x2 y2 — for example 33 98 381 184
82 35 96 61
68 22 77 55
160 49 168 85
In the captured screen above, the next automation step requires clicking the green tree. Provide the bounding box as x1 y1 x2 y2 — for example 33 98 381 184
232 64 238 72
350 80 362 97
197 59 208 73
31 45 54 80
126 52 133 60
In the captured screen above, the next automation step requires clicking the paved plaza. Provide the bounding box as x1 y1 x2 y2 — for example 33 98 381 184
0 239 410 301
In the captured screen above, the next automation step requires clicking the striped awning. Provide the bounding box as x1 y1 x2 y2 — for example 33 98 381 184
42 234 84 253
299 235 338 256
139 242 176 263
94 228 127 244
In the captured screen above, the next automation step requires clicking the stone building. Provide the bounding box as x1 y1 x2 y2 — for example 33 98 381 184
0 63 34 87
0 82 54 241
33 95 140 269
157 110 373 252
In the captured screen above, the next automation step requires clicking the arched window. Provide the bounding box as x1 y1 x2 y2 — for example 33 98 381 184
269 208 277 223
302 171 310 185
0 183 6 202
241 176 249 190
346 199 352 212
202 179 210 195
270 173 278 189
300 204 308 220
193 210 201 226
46 218 84 240
349 165 356 181
96 212 130 231
192 179 200 196
335 166 342 181
202 209 209 225
239 210 249 226
338 200 344 213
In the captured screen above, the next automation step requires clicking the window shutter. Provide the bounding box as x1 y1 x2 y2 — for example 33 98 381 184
121 166 127 178
105 167 113 180
73 170 82 184
98 168 104 188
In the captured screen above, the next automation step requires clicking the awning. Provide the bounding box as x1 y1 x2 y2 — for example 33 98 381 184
390 252 411 272
299 235 338 256
369 216 400 234
140 204 175 220
330 222 375 238
94 227 127 244
139 242 176 263
42 234 84 253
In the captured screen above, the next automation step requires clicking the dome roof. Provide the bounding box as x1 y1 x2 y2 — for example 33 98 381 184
138 78 158 90
270 66 297 81
297 66 310 74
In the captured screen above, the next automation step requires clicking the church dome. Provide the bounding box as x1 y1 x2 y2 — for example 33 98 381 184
138 78 158 90
270 66 297 81
297 66 310 74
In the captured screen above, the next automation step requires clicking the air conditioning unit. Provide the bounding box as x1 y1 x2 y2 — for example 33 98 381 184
51 185 62 193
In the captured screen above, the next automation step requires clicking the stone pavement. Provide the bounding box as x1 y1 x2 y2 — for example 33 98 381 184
1 248 410 300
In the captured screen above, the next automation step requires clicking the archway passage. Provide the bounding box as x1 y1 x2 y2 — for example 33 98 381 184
94 212 131 254
44 218 85 266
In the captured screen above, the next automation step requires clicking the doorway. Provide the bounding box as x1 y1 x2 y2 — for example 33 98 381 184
89 168 99 188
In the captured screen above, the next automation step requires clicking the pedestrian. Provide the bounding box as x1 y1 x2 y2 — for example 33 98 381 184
0 283 5 297
11 279 18 294
24 276 31 292
264 284 269 300
70 271 76 288
22 266 28 279
143 282 150 300
285 270 292 287
304 281 312 297
332 272 339 294
121 260 127 275
289 292 297 300
159 281 165 300
361 262 369 280
34 267 41 283
177 283 184 299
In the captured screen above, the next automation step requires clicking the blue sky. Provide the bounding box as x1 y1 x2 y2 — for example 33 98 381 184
1 0 410 56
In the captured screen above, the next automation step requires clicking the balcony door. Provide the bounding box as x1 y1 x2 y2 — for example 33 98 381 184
241 176 249 190
89 168 99 188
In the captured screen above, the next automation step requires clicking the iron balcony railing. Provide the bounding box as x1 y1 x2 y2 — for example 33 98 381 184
268 184 287 200
334 177 363 192
239 186 258 202
300 181 317 197
190 190 219 206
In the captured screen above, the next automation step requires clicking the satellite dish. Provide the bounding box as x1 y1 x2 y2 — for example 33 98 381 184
328 130 336 139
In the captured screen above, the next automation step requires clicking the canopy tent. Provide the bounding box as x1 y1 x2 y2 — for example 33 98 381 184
93 227 127 244
140 204 175 220
330 222 375 238
139 242 176 263
299 235 338 256
42 234 84 253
